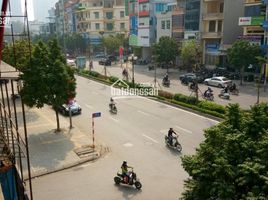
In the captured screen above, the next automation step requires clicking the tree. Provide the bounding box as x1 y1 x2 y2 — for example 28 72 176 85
152 36 179 69
102 34 123 55
180 40 202 72
181 103 268 200
227 40 263 85
20 39 76 132
2 39 32 71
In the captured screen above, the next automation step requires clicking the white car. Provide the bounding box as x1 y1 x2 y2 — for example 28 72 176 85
204 76 232 88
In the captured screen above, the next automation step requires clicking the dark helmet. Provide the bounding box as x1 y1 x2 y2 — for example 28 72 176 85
110 97 114 101
123 161 127 165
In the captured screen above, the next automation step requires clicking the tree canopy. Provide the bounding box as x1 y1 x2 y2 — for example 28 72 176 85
2 39 32 71
20 39 76 131
152 36 179 65
180 40 202 72
181 103 268 200
227 40 263 85
102 34 126 55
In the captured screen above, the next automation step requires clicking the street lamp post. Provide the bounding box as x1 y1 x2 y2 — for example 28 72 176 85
128 54 137 84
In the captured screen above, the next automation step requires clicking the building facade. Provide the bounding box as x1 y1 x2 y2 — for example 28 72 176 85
200 0 244 67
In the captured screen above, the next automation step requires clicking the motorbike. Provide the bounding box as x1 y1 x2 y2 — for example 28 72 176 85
230 87 239 95
162 78 170 87
188 83 197 91
114 169 142 190
181 78 189 86
218 89 230 100
109 104 117 114
164 135 182 152
203 92 214 101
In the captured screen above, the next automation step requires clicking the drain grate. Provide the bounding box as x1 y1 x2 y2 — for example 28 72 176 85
74 145 95 158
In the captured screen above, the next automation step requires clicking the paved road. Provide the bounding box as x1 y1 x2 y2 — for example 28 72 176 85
89 60 268 109
32 75 218 200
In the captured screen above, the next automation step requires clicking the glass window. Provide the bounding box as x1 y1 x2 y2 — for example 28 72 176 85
94 12 99 19
218 20 222 32
166 20 170 29
161 20 165 29
120 11 124 18
106 23 113 30
220 3 224 13
95 23 100 30
209 21 216 32
106 12 113 19
120 23 125 29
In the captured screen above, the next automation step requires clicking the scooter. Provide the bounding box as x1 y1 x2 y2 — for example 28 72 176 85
109 104 117 114
230 87 239 95
114 169 142 190
162 79 170 87
218 89 230 100
203 92 214 101
164 135 182 152
181 78 189 86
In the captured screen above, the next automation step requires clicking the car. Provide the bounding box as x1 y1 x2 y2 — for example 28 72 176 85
99 58 112 66
95 53 105 59
58 102 82 116
204 76 232 88
179 73 204 83
107 55 117 62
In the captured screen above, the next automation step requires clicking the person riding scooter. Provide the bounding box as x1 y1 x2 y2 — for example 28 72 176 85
204 87 213 98
168 128 178 146
109 97 116 110
121 161 133 184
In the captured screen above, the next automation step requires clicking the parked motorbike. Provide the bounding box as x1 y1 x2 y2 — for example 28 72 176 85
109 104 117 114
114 169 142 190
203 92 214 101
162 79 170 87
218 89 230 100
181 78 189 86
164 135 182 152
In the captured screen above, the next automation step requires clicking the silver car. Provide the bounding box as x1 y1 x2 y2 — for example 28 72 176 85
204 76 232 88
59 102 82 116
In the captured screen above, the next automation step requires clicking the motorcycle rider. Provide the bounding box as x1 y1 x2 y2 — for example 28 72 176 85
230 83 237 92
109 97 115 110
168 128 178 146
163 73 169 83
121 161 133 183
223 85 229 94
204 87 213 98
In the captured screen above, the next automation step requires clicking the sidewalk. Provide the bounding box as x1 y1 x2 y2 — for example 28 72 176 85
21 106 107 178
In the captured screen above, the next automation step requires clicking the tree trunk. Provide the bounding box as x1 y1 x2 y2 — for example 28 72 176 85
240 66 244 85
55 110 60 132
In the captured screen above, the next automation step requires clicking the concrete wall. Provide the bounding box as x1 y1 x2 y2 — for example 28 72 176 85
223 0 244 45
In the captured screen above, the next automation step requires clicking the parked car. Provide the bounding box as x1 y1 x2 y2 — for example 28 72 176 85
95 53 105 59
58 102 82 116
204 76 232 88
179 73 204 83
99 58 112 66
107 55 117 62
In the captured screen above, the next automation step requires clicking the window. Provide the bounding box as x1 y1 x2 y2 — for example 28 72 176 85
166 20 170 29
120 23 125 29
218 20 222 32
120 11 124 18
106 12 113 19
161 20 165 29
220 3 224 13
95 23 100 30
94 12 99 19
106 23 113 30
209 21 216 32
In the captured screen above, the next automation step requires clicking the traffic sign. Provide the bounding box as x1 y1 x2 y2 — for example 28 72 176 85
92 112 101 118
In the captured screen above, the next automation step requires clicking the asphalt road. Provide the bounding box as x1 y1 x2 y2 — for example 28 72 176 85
32 75 218 200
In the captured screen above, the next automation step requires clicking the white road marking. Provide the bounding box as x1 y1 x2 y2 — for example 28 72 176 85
142 134 159 143
109 117 119 122
81 163 92 168
138 110 150 116
123 142 133 147
175 125 193 134
85 104 93 109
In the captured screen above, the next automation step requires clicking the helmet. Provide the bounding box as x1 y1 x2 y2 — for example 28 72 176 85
123 161 127 165
110 97 114 101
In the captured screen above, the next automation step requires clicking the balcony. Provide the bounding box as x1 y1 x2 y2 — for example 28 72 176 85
172 7 184 15
202 32 223 39
203 13 224 20
244 0 263 4
139 10 149 17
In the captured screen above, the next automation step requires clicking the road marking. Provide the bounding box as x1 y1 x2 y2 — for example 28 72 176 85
123 142 133 147
109 116 119 122
175 125 193 134
138 110 150 116
142 134 159 143
81 163 92 168
85 104 93 109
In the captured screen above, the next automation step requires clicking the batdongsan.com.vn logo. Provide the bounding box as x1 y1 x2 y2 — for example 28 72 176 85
0 12 11 27
110 79 158 97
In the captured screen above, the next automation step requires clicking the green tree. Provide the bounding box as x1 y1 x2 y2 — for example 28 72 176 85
227 40 263 85
2 39 32 71
102 34 123 55
180 40 202 72
20 39 76 132
152 36 179 68
181 103 268 200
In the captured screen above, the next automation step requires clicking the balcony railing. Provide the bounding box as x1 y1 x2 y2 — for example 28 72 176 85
203 13 224 20
202 31 223 38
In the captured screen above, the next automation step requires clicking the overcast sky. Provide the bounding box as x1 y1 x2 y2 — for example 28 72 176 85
33 0 58 22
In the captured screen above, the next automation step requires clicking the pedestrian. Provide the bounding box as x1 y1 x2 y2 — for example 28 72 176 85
89 60 93 71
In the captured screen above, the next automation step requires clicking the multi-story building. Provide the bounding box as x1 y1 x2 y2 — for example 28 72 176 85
172 0 185 42
263 0 268 55
200 0 244 68
155 11 172 42
185 0 200 40
75 0 129 45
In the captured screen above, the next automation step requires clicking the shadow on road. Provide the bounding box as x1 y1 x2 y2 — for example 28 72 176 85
114 183 142 200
